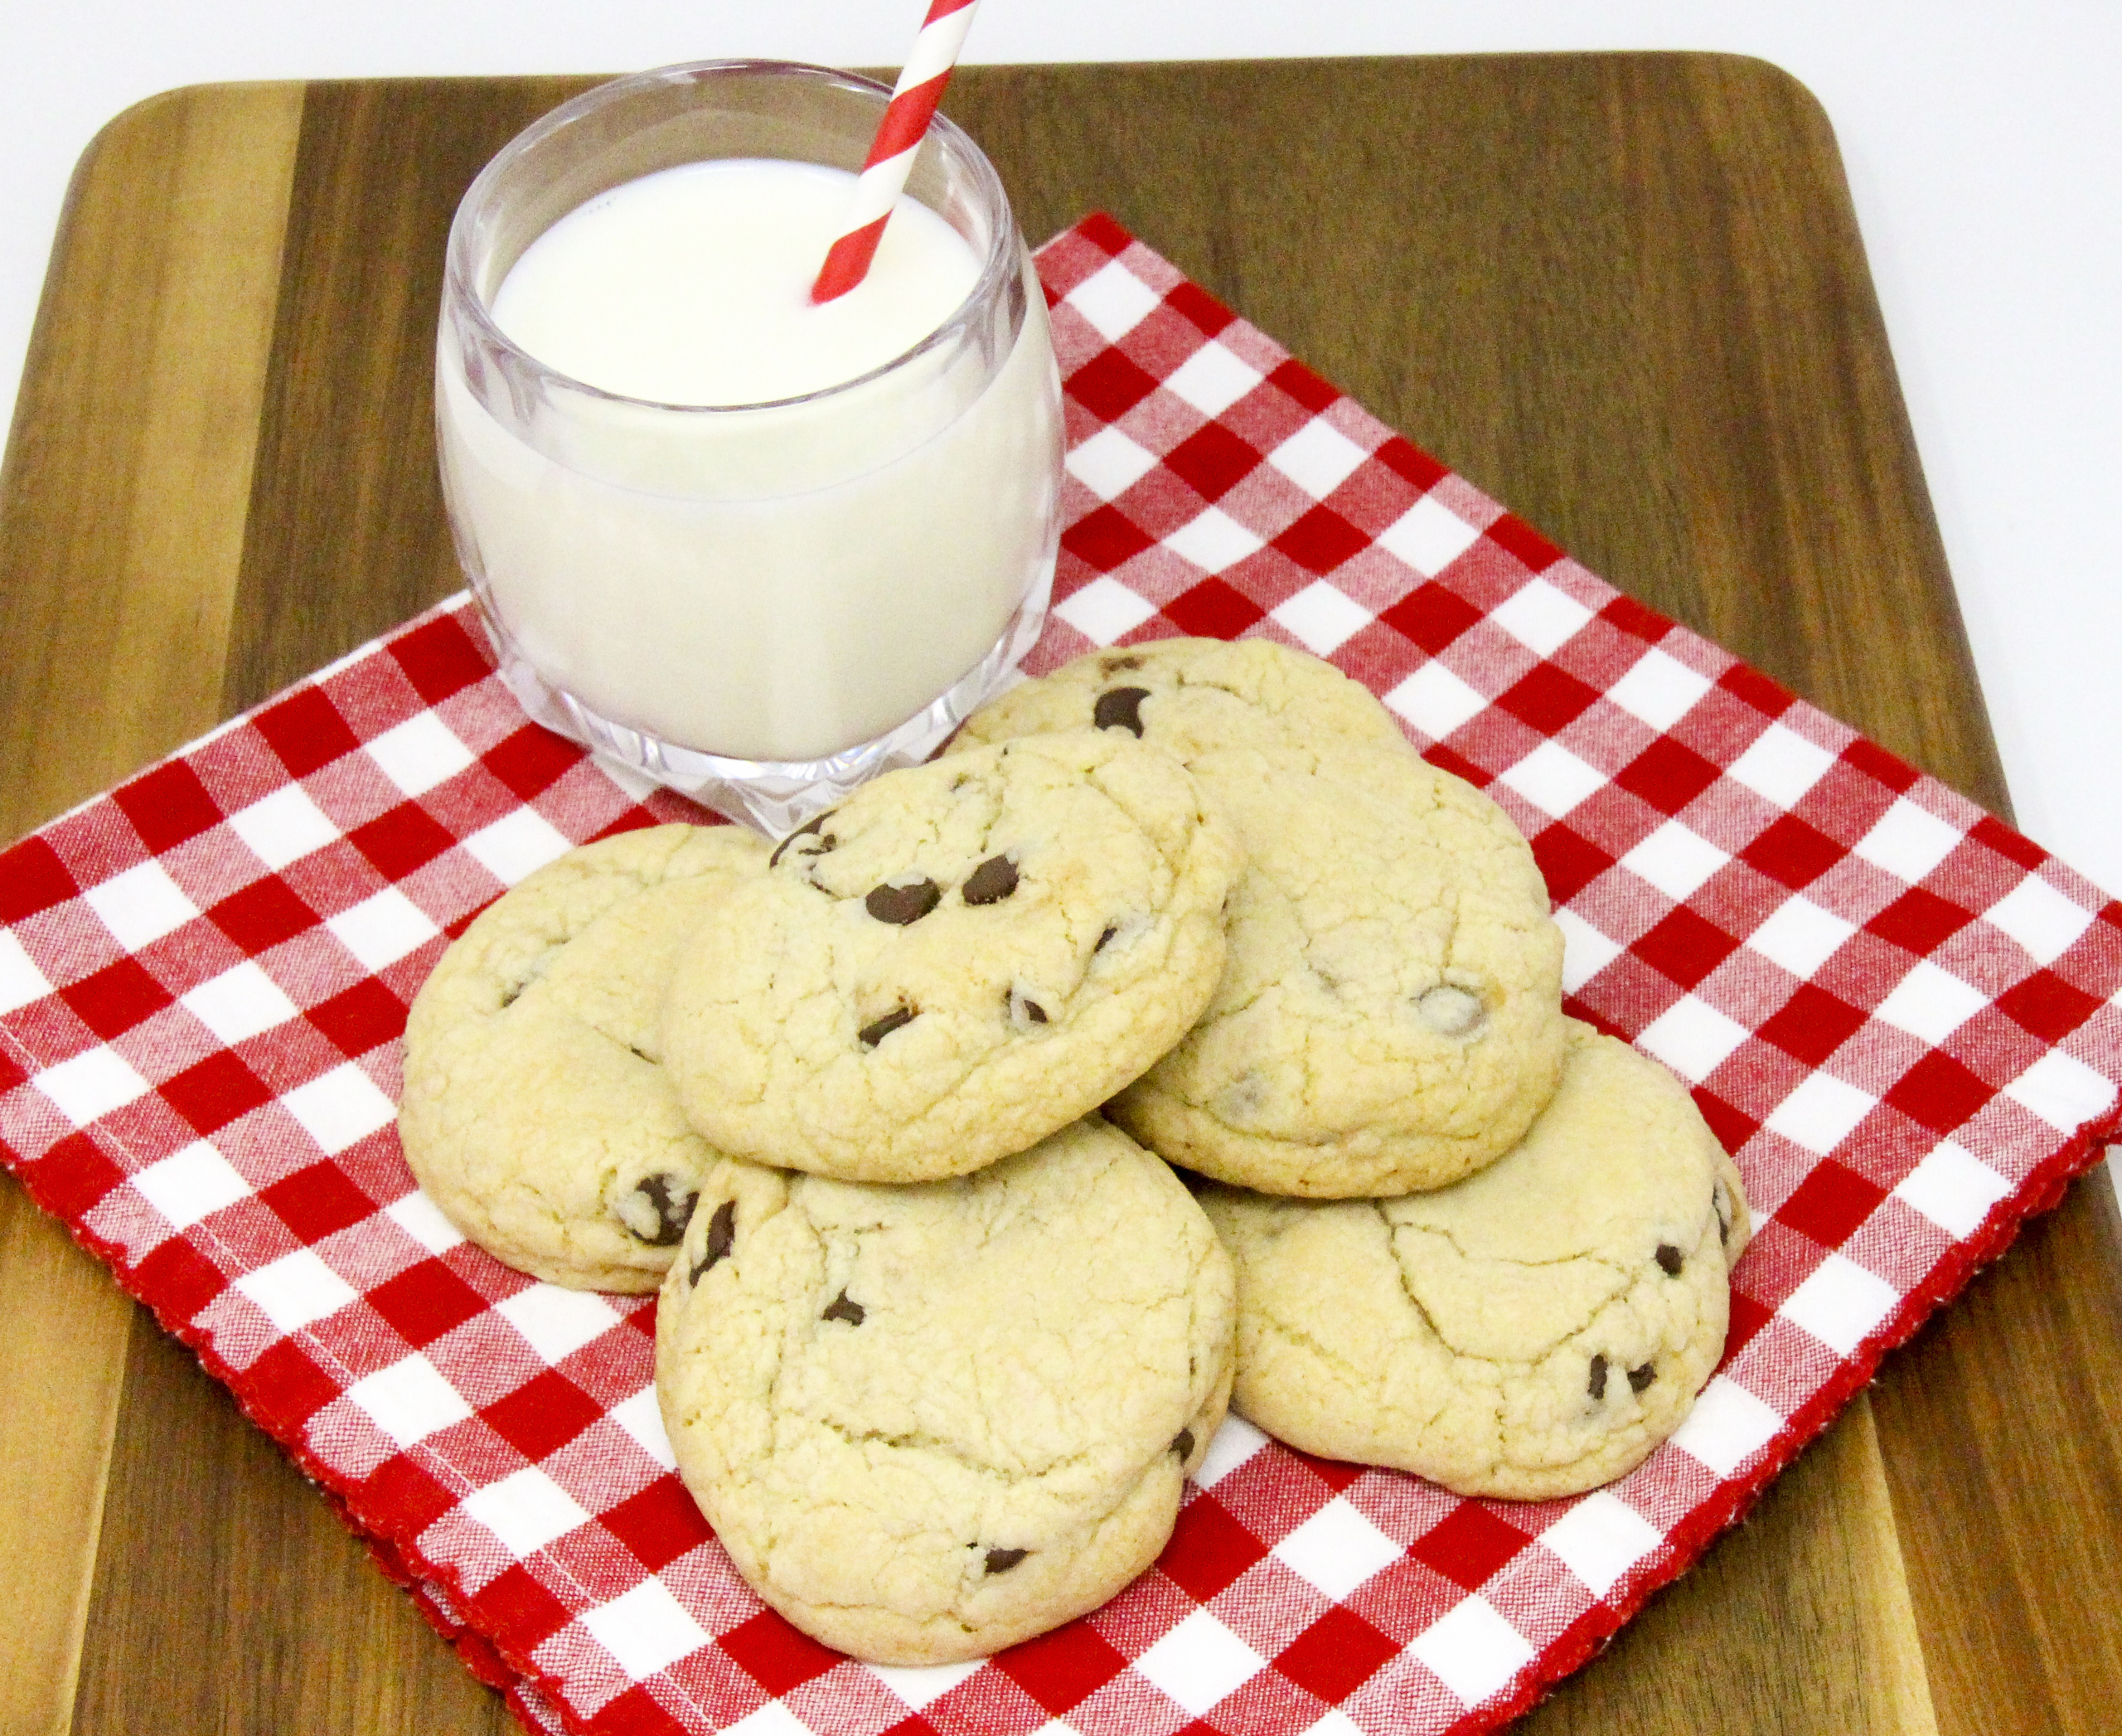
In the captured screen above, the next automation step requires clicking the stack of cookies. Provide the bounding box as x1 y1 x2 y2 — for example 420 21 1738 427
397 638 1750 1666
952 642 1751 1502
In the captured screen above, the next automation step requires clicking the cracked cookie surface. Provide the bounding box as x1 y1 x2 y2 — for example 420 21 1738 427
661 730 1243 1184
655 1116 1237 1664
954 636 1418 762
398 824 766 1292
959 643 1567 1195
1200 1021 1751 1498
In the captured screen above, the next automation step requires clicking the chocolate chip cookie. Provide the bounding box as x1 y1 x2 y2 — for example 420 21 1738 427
398 824 766 1291
958 643 1568 1195
661 730 1243 1184
1200 1022 1751 1498
656 1115 1236 1664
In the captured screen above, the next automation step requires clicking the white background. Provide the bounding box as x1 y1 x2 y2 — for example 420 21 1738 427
3 3 2120 1195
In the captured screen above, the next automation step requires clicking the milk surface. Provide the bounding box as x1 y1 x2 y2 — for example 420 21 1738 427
438 158 1061 764
492 159 981 406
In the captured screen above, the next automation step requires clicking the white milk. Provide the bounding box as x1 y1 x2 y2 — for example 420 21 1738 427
491 159 981 406
437 157 1061 764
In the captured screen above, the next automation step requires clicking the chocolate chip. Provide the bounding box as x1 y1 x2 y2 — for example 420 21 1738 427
1417 985 1486 1038
1215 1070 1269 1123
769 811 836 868
1093 914 1148 958
865 879 940 924
1007 987 1049 1029
1172 1429 1195 1460
1100 654 1143 674
627 1173 695 1247
1656 1244 1684 1276
1092 686 1151 736
689 1200 736 1284
1628 1363 1657 1393
1588 1355 1608 1400
984 1548 1029 1574
821 1289 865 1326
627 1044 656 1065
859 1005 918 1047
962 855 1020 905
1717 1208 1731 1246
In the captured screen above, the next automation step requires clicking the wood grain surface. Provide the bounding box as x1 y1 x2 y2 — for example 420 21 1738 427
2 55 2117 1736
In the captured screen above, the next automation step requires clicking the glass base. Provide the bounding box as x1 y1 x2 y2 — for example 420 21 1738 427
480 591 1050 837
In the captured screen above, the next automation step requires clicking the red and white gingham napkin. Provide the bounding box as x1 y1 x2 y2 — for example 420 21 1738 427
4 215 2119 1736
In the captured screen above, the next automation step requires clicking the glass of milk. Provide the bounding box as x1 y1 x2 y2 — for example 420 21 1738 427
436 61 1063 835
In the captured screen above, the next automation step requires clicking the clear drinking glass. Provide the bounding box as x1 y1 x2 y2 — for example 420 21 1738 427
435 61 1063 835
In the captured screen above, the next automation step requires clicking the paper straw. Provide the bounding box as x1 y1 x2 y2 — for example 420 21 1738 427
810 0 983 303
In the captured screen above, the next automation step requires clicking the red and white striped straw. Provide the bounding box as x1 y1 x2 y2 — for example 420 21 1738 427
810 0 982 304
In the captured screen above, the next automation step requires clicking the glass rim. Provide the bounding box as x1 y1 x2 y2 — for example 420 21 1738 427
442 57 1023 416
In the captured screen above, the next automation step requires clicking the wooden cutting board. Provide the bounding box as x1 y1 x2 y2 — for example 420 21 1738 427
3 55 2120 1736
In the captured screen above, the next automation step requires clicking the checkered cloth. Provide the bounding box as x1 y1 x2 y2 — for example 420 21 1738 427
4 214 2118 1736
